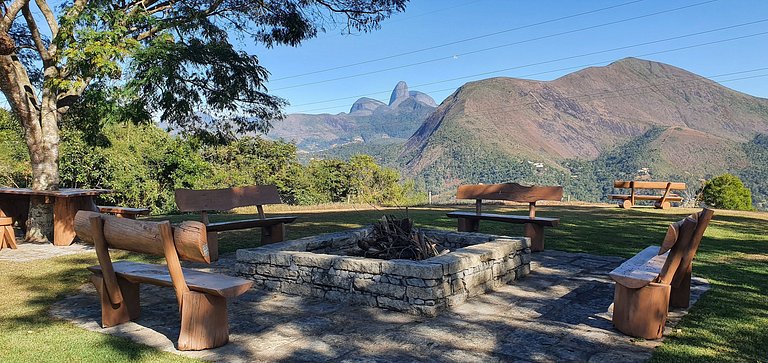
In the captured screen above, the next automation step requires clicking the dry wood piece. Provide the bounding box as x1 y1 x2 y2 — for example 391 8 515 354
76 211 253 351
446 182 563 252
357 216 443 260
609 208 714 339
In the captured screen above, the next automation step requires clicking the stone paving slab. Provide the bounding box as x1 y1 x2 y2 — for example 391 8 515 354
50 250 709 362
0 241 94 262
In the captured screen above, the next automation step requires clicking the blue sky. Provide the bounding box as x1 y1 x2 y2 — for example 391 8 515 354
250 0 768 115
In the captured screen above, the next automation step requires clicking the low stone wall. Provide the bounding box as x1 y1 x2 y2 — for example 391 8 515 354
235 228 530 316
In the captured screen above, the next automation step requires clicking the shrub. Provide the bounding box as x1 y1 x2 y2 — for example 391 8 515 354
699 173 753 211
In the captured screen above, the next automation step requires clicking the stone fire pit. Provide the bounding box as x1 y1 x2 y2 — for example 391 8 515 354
235 228 530 316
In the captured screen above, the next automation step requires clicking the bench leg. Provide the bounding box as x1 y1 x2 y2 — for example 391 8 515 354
620 200 633 209
654 201 672 209
91 274 140 328
669 264 692 308
206 231 219 262
2 224 17 249
457 218 479 232
612 282 670 339
178 291 229 351
261 223 286 245
524 223 545 252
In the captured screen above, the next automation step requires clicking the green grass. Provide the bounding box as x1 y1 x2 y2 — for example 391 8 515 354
2 205 766 361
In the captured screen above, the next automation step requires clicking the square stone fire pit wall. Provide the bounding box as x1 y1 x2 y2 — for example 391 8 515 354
235 228 530 316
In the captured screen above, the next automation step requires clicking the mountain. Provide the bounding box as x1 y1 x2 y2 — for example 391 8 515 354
399 58 768 206
268 82 436 151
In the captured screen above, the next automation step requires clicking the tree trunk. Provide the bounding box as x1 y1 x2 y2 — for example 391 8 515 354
24 88 61 243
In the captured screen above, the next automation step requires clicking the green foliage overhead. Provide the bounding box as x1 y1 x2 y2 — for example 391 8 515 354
699 173 753 211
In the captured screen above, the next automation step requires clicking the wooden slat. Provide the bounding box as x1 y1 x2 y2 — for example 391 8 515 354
609 194 683 201
609 246 669 289
98 206 150 215
446 211 559 227
0 187 112 197
75 211 210 263
175 185 283 212
205 216 297 232
613 181 686 190
456 183 563 203
88 261 253 298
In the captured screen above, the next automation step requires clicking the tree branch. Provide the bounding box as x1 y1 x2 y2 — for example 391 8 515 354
21 2 51 62
33 0 58 38
1 0 28 32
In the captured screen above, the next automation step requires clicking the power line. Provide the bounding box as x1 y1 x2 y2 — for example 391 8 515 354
290 29 768 113
270 0 646 81
272 0 720 91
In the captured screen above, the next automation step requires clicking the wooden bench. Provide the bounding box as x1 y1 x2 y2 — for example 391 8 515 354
74 210 253 350
97 206 150 219
446 183 563 252
608 208 714 339
610 180 686 209
175 185 297 261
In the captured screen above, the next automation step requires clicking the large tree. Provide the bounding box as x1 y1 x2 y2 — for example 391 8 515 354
0 0 407 242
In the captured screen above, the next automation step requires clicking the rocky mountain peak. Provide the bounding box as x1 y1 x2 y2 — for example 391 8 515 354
389 81 410 107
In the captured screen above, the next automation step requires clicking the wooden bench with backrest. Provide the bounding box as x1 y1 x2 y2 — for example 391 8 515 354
175 185 297 261
74 210 253 351
446 183 563 252
610 180 686 209
97 205 150 219
608 208 714 339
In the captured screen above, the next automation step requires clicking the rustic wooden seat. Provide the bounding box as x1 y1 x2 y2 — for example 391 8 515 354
0 216 17 250
97 205 150 219
446 183 563 252
610 181 686 209
175 185 297 261
74 211 253 351
608 208 714 339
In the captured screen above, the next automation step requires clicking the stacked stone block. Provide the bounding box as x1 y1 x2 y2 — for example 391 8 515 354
235 228 530 316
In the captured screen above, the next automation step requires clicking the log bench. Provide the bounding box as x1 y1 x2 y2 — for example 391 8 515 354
446 183 563 252
175 185 297 261
608 208 714 339
97 206 150 219
610 180 686 209
74 210 253 351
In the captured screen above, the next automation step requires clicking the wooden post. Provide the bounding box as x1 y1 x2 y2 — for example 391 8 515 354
457 218 479 232
613 282 671 339
475 199 482 214
528 202 536 218
91 274 140 327
0 217 17 250
177 291 229 351
256 205 266 219
90 216 123 305
161 221 190 310
669 263 692 308
261 223 285 244
524 223 544 252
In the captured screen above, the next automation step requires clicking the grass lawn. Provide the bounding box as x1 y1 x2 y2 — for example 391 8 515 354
1 204 766 361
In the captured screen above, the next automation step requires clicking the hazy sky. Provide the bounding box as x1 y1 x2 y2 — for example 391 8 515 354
251 0 768 115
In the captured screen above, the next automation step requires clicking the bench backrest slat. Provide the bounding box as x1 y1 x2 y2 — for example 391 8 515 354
613 180 686 190
456 183 563 203
74 211 210 263
175 185 282 212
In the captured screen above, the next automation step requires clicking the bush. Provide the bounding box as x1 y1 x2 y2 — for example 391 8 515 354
699 173 753 211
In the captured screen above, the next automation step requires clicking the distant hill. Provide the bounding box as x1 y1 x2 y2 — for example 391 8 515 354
398 58 768 206
268 81 436 151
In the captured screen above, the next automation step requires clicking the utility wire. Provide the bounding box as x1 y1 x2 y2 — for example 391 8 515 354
273 0 719 91
290 29 768 113
271 0 646 81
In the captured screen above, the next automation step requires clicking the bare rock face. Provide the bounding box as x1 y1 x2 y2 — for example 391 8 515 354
389 81 410 107
408 91 437 107
350 97 386 115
